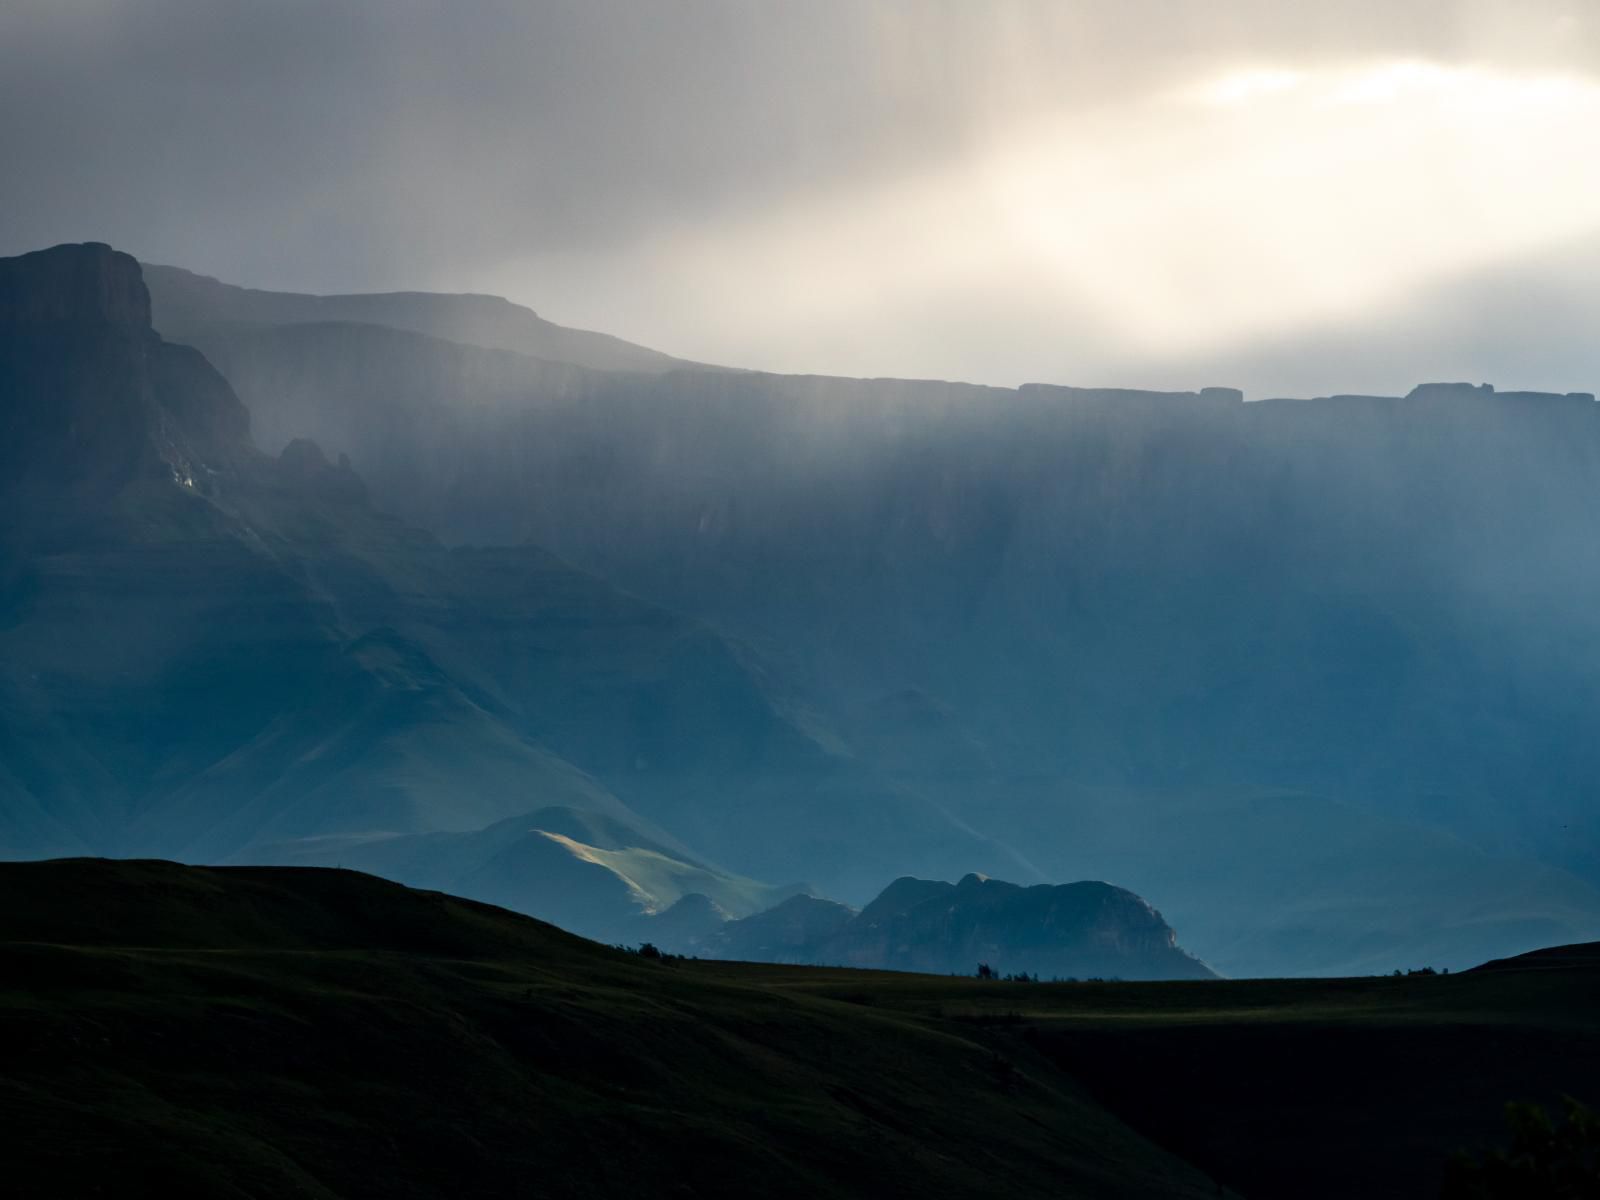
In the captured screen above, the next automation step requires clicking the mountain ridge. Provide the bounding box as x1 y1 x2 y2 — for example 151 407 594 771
9 243 1600 977
0 242 1025 929
143 260 1600 975
142 260 718 375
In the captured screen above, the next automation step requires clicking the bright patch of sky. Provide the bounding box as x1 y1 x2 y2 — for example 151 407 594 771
476 57 1600 392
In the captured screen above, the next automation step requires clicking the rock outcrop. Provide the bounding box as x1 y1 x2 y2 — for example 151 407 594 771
0 241 152 326
696 873 1218 981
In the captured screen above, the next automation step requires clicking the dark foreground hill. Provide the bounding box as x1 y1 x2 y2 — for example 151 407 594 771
0 858 1221 1200
4 860 1598 1200
753 943 1600 1200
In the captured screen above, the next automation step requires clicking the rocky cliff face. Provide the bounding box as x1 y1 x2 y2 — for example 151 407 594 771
838 873 1211 979
699 873 1217 981
0 242 152 326
0 244 1007 909
0 243 255 549
139 262 1600 977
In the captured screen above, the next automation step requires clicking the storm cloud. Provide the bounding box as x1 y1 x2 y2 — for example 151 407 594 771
3 0 1598 395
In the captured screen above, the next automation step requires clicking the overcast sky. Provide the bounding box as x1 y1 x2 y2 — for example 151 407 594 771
4 0 1599 397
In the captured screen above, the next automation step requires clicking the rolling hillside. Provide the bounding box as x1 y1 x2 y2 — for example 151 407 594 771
5 858 1597 1199
0 858 1225 1200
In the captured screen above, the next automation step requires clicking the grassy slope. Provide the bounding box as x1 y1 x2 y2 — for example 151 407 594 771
5 860 1597 1200
713 959 1600 1199
0 859 1222 1200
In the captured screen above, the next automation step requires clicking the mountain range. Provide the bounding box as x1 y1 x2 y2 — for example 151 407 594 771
2 241 1598 978
0 245 1022 935
127 252 1600 976
3 242 1214 981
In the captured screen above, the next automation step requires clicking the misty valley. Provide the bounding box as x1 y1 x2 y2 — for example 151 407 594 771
11 246 1600 975
2 238 1598 1196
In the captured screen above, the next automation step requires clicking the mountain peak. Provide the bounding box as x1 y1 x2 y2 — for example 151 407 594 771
0 242 151 328
0 242 258 524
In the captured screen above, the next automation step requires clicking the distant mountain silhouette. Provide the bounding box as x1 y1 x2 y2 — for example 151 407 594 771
144 258 1600 976
697 873 1218 980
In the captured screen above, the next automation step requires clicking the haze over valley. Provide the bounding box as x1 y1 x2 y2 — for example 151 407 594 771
5 241 1599 985
5 3 1600 1196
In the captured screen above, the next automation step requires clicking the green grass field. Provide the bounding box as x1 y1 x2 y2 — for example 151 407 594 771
2 859 1595 1198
